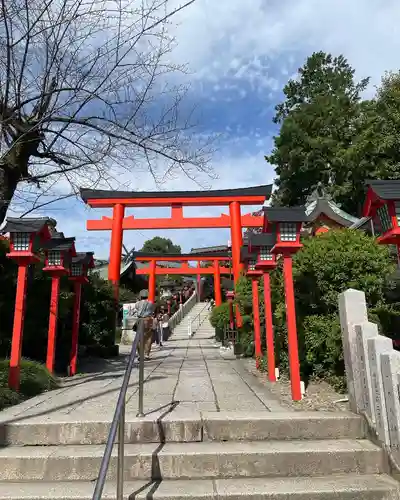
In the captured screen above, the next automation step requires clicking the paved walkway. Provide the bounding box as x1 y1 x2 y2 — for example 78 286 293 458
0 311 282 425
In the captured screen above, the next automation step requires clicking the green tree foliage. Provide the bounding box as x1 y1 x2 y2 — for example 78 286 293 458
348 72 400 185
140 237 181 254
267 51 370 214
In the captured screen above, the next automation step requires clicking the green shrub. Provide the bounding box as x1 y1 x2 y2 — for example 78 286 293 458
0 388 21 410
0 359 58 409
209 303 230 330
209 303 229 342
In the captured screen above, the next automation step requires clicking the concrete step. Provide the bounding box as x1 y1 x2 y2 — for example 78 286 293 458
0 439 385 481
0 475 398 500
0 412 367 445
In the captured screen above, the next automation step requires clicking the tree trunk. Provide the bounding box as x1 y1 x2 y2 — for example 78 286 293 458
0 166 19 226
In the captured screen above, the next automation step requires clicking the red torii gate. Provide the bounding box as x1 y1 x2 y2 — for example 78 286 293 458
81 185 270 303
133 252 231 305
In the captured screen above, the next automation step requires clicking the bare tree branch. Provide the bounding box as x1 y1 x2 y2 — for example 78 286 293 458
0 0 215 222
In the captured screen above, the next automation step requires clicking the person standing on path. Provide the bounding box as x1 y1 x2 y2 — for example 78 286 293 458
161 310 170 342
131 289 155 360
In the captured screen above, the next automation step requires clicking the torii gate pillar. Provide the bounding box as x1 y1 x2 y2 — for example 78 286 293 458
108 204 125 300
213 259 222 306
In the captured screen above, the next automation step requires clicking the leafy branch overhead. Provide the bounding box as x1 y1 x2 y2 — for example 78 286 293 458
0 0 214 223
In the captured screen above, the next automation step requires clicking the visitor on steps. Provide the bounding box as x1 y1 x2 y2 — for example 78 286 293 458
161 310 169 341
155 311 163 347
131 289 155 360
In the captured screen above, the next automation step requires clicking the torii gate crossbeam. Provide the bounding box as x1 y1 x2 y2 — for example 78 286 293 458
81 185 272 309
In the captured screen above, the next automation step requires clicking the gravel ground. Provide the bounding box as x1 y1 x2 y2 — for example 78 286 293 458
241 357 350 412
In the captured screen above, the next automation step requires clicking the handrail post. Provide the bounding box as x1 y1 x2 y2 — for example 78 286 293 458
117 400 125 500
137 319 145 417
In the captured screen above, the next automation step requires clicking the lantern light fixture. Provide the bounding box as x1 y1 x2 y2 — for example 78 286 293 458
262 206 308 254
43 233 76 274
248 232 277 270
70 252 95 282
1 217 52 262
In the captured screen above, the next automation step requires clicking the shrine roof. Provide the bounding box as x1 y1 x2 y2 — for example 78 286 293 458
190 245 229 254
248 232 276 247
2 217 55 234
80 185 272 207
73 252 95 267
305 198 359 227
263 206 309 222
240 245 258 262
45 236 76 252
366 180 400 200
133 251 230 259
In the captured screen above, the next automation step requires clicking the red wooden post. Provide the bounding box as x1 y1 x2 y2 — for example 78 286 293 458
229 201 243 282
229 201 243 326
197 261 201 299
9 263 29 391
69 281 82 376
263 272 276 382
148 259 156 303
46 275 61 373
108 203 125 300
283 253 301 401
252 277 262 368
213 259 222 306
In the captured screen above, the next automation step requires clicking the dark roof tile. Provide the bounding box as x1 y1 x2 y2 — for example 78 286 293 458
263 206 308 222
81 185 272 202
248 232 276 247
366 180 400 200
2 217 53 234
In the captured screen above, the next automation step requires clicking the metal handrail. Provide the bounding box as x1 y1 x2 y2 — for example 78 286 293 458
93 293 198 499
188 302 209 337
92 319 145 500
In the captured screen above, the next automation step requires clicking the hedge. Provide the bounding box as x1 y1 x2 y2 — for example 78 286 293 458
0 359 58 410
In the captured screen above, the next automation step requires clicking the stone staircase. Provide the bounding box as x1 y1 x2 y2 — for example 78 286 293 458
170 301 210 338
0 411 398 499
0 300 399 499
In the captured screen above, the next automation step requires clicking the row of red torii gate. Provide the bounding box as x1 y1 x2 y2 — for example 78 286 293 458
81 184 310 399
4 180 399 402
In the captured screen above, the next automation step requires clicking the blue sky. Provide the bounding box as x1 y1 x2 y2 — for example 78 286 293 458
10 0 400 259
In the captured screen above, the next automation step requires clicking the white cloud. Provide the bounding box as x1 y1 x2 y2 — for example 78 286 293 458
169 0 400 91
9 0 400 261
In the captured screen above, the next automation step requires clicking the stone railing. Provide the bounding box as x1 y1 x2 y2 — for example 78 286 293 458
338 288 399 467
168 290 198 331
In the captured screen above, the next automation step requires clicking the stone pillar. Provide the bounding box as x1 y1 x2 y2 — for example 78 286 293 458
368 335 393 447
381 351 400 461
338 289 368 413
354 322 379 423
